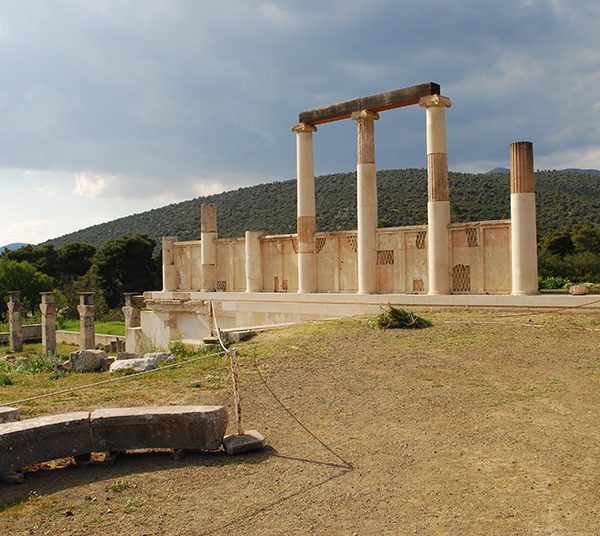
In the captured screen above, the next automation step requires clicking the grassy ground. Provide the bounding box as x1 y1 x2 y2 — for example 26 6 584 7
0 309 599 535
0 320 125 336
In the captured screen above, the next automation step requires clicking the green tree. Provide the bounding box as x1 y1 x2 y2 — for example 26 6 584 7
3 244 59 278
0 258 55 317
56 243 96 282
93 234 160 308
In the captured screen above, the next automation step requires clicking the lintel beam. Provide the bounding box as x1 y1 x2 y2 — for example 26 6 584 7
298 82 440 125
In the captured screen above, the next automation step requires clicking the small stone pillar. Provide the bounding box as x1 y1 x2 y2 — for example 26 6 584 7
39 292 57 355
419 94 452 295
77 293 95 350
162 236 178 291
200 203 217 292
510 141 539 295
292 122 318 293
7 291 23 352
352 110 380 294
122 293 144 329
245 231 263 292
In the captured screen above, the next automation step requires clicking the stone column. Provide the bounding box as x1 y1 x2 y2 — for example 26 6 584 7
292 122 318 293
510 141 539 295
122 293 144 329
162 236 178 291
351 110 380 294
7 291 23 352
419 95 452 295
39 292 57 355
77 293 95 350
245 231 263 292
200 203 217 292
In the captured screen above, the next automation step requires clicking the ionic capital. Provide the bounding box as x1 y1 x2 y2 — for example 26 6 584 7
419 95 452 109
351 110 380 122
292 122 317 134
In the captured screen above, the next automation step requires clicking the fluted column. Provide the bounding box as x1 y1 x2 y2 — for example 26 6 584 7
200 203 217 292
419 95 452 295
510 141 539 295
292 122 318 293
245 230 263 292
162 236 178 291
7 291 23 352
352 110 380 294
39 292 57 355
77 293 95 350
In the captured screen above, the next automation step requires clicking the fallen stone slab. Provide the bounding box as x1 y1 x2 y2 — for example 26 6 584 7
101 357 115 371
0 412 93 474
143 352 175 363
109 356 159 373
0 407 20 423
90 406 228 452
69 349 107 372
222 430 266 455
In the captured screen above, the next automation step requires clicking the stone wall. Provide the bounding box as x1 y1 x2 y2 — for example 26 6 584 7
168 220 511 296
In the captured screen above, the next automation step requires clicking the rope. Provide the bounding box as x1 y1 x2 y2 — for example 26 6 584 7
210 300 353 469
251 353 353 469
0 350 228 408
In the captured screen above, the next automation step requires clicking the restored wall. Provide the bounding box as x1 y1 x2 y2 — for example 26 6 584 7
168 220 511 296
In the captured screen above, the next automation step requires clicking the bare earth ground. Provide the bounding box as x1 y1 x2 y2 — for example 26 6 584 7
1 309 600 535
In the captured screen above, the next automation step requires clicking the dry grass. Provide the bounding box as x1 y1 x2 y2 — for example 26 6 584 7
1 309 599 535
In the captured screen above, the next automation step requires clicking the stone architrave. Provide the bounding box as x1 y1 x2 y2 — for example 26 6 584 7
122 293 144 330
77 293 95 350
7 291 23 352
245 231 263 292
200 203 217 292
292 122 318 293
39 292 57 355
352 110 380 295
419 94 452 295
510 141 539 295
162 236 178 291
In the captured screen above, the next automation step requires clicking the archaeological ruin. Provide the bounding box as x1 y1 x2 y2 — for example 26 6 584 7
134 82 597 350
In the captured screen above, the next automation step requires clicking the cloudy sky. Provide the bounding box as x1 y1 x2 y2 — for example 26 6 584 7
1 0 599 246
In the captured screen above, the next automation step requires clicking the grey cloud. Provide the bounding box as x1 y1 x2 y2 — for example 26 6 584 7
1 0 599 199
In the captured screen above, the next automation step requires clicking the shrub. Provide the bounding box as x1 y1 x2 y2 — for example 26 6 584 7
372 305 432 330
538 276 572 289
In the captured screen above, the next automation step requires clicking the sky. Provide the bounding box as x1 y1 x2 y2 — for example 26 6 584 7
1 0 600 246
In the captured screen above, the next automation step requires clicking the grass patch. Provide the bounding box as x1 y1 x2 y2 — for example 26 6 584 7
59 320 125 336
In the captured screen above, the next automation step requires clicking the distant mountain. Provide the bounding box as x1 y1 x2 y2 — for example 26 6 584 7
487 166 600 175
564 168 600 175
0 242 29 253
44 168 600 251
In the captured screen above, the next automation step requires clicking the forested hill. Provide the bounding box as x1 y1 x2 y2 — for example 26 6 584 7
46 169 600 248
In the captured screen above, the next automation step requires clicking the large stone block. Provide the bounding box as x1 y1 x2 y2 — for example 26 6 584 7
90 406 228 452
69 349 107 372
0 412 93 473
109 356 158 373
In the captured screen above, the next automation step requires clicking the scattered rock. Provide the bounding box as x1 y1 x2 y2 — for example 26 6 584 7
0 407 20 423
570 284 589 295
222 430 266 454
143 352 175 363
109 357 160 373
101 357 115 371
115 352 139 360
69 350 107 372
55 359 72 372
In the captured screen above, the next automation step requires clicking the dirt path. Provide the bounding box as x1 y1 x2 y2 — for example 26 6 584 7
1 310 599 535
